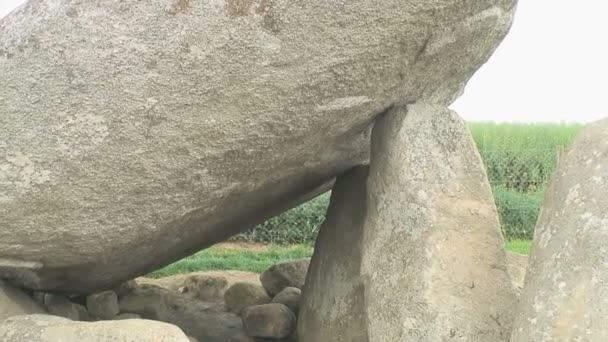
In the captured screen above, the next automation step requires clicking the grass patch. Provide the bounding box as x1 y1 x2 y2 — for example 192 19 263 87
151 240 531 278
469 122 582 152
506 239 532 255
149 244 314 278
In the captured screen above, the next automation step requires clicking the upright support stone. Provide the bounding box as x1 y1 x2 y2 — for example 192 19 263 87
511 119 608 341
298 104 516 342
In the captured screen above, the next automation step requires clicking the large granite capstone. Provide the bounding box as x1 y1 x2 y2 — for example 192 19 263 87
0 0 516 292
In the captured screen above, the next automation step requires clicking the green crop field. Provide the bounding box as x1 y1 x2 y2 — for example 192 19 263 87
470 122 582 192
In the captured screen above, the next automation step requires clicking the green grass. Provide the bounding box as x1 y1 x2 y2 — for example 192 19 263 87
151 241 531 278
506 239 533 255
469 122 582 153
149 244 314 278
493 186 543 240
470 122 582 192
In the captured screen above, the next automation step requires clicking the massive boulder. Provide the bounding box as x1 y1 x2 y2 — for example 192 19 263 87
511 119 608 341
0 0 516 293
0 314 191 342
298 105 517 341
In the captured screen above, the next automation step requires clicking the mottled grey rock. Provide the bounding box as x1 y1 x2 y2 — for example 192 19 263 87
271 287 301 316
180 274 229 302
113 280 139 298
224 282 271 314
86 290 119 320
511 119 608 342
43 294 89 321
506 252 528 297
137 270 261 302
229 334 255 342
0 0 516 293
113 313 141 320
0 281 46 320
260 259 309 297
242 303 296 339
0 314 191 341
119 285 243 342
298 105 517 342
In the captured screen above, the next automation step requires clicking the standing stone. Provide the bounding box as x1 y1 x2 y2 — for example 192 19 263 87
0 281 46 320
298 104 517 342
86 290 119 319
511 119 608 342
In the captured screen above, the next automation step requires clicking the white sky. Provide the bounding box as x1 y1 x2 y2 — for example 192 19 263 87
2 0 607 123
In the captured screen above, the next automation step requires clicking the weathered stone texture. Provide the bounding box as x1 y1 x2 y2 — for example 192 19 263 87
86 290 119 320
298 105 517 342
242 303 296 339
119 284 243 342
224 282 271 314
511 119 608 342
260 259 309 297
0 0 516 293
0 280 46 321
0 314 191 342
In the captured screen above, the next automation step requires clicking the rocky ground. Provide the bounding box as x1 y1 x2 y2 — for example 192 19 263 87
0 258 312 342
1 253 528 342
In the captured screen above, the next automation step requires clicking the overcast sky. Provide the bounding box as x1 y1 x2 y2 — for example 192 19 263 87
2 0 606 123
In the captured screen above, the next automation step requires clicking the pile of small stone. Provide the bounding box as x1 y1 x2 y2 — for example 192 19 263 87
225 259 309 341
0 259 310 342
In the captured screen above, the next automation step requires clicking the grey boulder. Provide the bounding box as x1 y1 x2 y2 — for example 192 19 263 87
271 287 301 316
511 119 608 341
0 0 515 293
43 294 90 321
86 290 119 320
0 314 191 342
224 282 271 314
137 270 261 302
0 281 46 321
242 303 296 339
260 259 310 297
119 284 243 342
